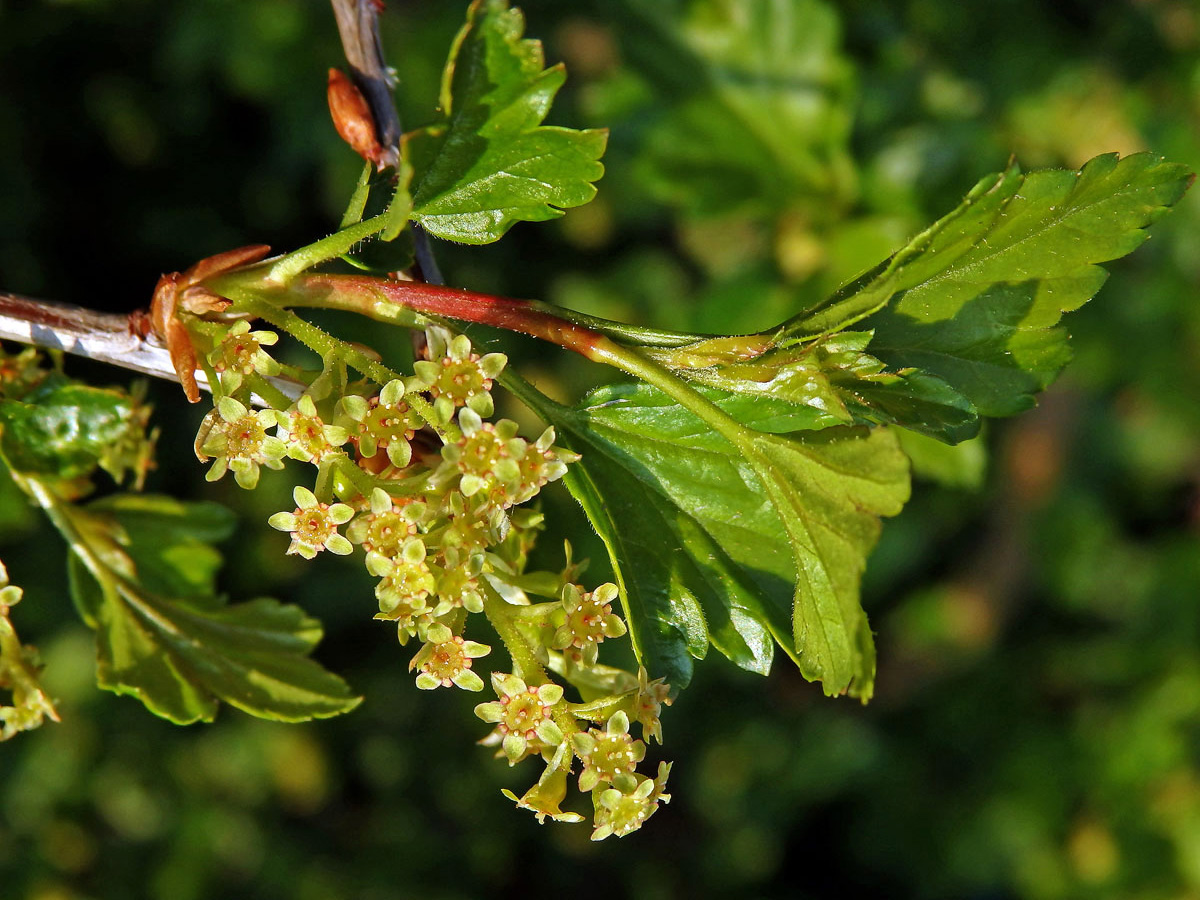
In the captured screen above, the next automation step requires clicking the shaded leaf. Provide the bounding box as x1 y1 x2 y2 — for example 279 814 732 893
66 494 360 724
0 377 149 486
621 0 856 218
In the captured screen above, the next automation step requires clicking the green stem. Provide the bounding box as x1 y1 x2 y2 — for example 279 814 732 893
4 471 121 626
266 215 390 283
481 582 547 688
589 336 756 451
232 294 401 384
322 452 379 503
245 372 295 411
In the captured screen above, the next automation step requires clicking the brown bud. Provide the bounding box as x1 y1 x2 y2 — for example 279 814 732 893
180 244 271 286
327 68 385 168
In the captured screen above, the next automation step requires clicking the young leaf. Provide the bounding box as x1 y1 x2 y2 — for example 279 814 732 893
796 152 1192 416
658 331 979 443
409 0 607 244
543 383 909 697
63 494 361 724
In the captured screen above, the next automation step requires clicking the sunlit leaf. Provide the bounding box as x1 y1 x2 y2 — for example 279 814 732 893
410 0 607 243
787 153 1193 416
663 331 979 443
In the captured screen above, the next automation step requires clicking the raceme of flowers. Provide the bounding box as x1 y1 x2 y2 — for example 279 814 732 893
191 321 673 837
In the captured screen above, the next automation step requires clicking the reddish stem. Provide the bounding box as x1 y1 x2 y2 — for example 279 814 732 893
292 273 611 360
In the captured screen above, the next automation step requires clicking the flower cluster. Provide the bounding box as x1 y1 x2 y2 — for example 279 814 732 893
478 667 674 838
189 319 673 838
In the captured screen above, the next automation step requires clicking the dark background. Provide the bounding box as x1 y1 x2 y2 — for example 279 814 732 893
2 1 1199 897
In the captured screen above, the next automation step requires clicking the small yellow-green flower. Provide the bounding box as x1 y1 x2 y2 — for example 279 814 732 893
0 561 60 740
571 710 646 793
275 394 349 464
554 582 626 666
371 540 437 640
348 488 426 568
509 426 572 507
413 330 506 421
634 666 672 744
198 397 287 490
268 486 354 559
428 491 495 554
442 410 523 501
429 547 485 615
590 761 672 841
208 320 281 377
409 623 489 691
501 748 585 825
338 380 422 468
475 673 565 765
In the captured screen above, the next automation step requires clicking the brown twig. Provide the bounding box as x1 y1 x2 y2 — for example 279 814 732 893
0 290 304 402
328 0 444 287
328 0 402 152
0 290 184 384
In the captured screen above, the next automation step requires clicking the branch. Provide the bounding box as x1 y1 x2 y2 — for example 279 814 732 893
0 291 301 403
0 291 189 385
328 0 444 286
328 0 402 151
0 4 430 396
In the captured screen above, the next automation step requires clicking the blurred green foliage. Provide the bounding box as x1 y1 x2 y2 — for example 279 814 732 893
1 0 1199 897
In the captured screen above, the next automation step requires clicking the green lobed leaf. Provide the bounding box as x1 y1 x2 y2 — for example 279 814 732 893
619 0 856 218
66 494 360 724
543 383 910 697
795 152 1192 417
409 0 607 244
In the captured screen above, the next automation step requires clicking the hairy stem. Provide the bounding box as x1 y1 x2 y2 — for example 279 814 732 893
481 583 547 687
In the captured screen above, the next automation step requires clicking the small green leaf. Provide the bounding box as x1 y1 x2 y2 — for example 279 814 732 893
545 383 909 697
410 0 607 244
85 494 235 602
814 152 1192 416
90 583 360 725
63 494 360 724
